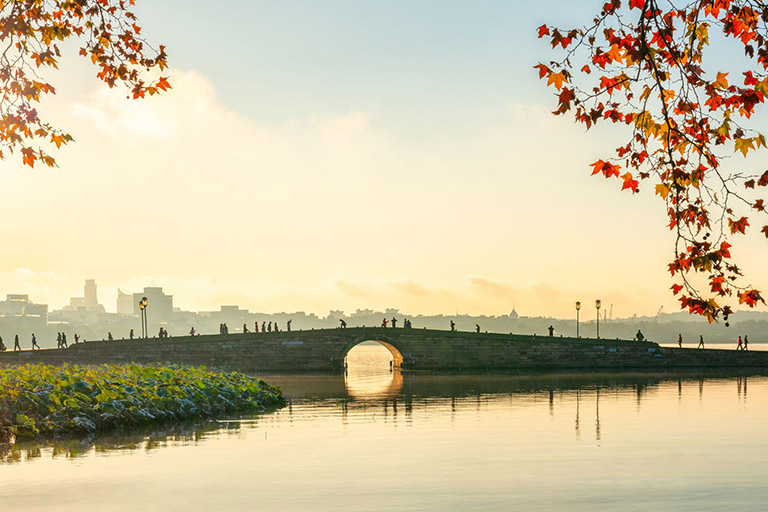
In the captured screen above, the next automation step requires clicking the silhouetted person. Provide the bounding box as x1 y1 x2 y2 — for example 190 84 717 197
274 323 279 332
130 329 134 339
254 322 259 333
262 321 266 332
190 327 196 336
268 321 272 332
57 332 62 348
744 335 749 351
381 318 388 328
287 319 292 332
635 330 645 342
698 335 705 349
14 334 20 351
339 319 347 328
391 317 397 328
157 328 163 338
0 336 5 352
475 324 480 333
450 320 455 331
61 333 67 348
243 323 250 334
74 334 79 344
223 323 229 335
678 333 682 348
548 325 554 337
31 333 39 350
109 332 114 341
737 335 743 350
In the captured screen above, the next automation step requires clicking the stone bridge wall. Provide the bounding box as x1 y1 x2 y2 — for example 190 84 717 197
0 327 766 373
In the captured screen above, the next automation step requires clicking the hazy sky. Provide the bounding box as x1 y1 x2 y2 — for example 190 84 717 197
0 1 765 318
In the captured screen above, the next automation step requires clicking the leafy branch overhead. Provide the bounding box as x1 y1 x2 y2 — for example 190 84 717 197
0 0 170 168
537 0 768 322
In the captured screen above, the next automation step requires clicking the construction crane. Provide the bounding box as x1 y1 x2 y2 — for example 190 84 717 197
656 305 664 316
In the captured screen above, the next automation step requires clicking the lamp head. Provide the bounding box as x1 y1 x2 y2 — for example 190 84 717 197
595 299 601 310
575 301 581 311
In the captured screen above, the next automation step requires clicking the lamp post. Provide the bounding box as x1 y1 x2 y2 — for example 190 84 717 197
139 297 148 338
595 299 601 339
575 301 581 338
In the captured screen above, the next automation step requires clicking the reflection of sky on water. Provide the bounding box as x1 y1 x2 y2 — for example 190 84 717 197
3 347 768 511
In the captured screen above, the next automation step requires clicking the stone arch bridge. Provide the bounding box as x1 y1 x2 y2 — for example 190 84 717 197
2 327 767 372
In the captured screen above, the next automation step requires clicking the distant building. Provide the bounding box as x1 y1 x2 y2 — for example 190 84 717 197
0 294 48 324
509 308 519 320
132 287 174 323
63 279 106 313
116 289 134 315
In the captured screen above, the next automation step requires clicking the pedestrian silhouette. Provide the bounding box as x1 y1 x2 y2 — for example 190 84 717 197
57 332 62 348
274 323 279 332
340 319 347 328
190 327 196 336
548 325 554 337
74 334 79 344
678 333 682 348
14 334 20 351
109 332 115 341
744 335 749 351
130 329 134 339
287 319 292 332
62 333 67 348
254 322 259 333
737 335 743 350
391 317 397 328
697 335 705 349
0 336 5 352
450 320 455 331
381 318 388 328
262 321 266 332
31 334 39 350
475 324 480 333
243 323 250 334
268 321 272 332
636 330 645 342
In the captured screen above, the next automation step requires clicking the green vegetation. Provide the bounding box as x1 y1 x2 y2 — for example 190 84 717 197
0 364 285 440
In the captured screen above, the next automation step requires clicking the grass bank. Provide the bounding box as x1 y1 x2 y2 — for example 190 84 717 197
0 364 285 440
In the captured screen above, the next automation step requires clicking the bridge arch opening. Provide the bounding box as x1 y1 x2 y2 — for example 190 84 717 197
343 339 404 372
343 340 404 398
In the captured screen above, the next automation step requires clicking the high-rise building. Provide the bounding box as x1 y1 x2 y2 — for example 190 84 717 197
63 279 106 313
117 289 135 315
132 287 174 324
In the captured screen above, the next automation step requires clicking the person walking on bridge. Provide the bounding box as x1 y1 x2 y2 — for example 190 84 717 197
189 327 196 336
287 319 292 332
744 335 749 351
548 325 554 337
130 329 134 340
381 318 388 328
243 323 250 334
450 320 455 331
391 317 397 328
14 334 20 351
254 322 259 333
31 334 39 350
0 336 5 352
340 319 347 328
678 334 682 348
268 321 272 332
697 335 705 349
737 336 743 350
262 321 266 333
57 332 62 348
475 324 480 333
61 333 67 348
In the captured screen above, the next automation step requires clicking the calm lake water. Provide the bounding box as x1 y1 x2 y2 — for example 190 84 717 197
2 343 768 511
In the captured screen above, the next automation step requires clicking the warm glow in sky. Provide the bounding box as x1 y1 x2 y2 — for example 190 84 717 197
0 1 765 317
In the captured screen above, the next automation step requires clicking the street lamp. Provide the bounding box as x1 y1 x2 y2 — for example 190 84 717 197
575 301 581 338
595 299 601 339
139 297 148 338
